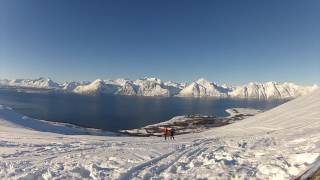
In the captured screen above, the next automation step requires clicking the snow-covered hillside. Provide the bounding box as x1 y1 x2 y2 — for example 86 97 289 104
0 77 317 99
0 89 319 179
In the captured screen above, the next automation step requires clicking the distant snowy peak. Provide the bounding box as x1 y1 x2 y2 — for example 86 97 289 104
3 77 60 89
178 78 230 97
134 77 170 96
229 82 318 99
0 77 317 99
73 79 118 95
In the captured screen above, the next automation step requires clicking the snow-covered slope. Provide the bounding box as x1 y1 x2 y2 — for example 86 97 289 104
0 77 317 99
0 90 319 179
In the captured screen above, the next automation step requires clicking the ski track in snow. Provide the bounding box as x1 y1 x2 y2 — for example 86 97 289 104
1 133 318 179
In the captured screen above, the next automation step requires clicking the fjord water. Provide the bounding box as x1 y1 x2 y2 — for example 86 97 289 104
0 88 288 131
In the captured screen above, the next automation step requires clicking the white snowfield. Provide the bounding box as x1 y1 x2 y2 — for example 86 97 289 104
0 77 318 99
0 89 319 179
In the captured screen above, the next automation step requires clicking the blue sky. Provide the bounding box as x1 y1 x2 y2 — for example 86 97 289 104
0 0 319 85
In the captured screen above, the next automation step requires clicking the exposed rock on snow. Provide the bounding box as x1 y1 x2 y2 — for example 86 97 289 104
163 81 186 96
133 78 171 96
116 81 138 96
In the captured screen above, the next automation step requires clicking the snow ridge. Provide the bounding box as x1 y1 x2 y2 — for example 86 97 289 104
0 77 317 99
3 77 60 89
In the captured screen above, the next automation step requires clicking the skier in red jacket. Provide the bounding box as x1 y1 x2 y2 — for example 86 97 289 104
163 127 168 140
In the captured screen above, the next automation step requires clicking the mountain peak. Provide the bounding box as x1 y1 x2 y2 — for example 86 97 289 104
143 77 162 83
196 78 210 83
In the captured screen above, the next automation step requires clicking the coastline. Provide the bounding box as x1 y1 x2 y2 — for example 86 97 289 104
120 108 262 137
1 104 262 137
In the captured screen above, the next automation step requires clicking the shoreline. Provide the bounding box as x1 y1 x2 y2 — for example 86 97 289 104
120 108 262 137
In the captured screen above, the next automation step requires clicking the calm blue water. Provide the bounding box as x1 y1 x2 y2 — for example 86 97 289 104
0 88 288 131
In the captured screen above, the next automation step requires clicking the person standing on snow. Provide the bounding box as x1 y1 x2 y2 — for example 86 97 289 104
170 128 175 140
163 127 168 140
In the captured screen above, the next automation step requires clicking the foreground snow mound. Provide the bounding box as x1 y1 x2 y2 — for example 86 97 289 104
0 90 319 179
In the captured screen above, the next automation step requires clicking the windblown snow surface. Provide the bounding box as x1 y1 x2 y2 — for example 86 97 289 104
0 90 319 179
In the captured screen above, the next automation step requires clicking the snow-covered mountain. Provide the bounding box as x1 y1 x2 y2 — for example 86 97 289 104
0 77 317 99
178 78 231 97
133 78 172 96
73 79 118 95
115 79 138 96
0 77 61 89
229 81 318 99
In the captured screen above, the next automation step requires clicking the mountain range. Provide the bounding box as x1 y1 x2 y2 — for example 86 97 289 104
0 77 318 99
